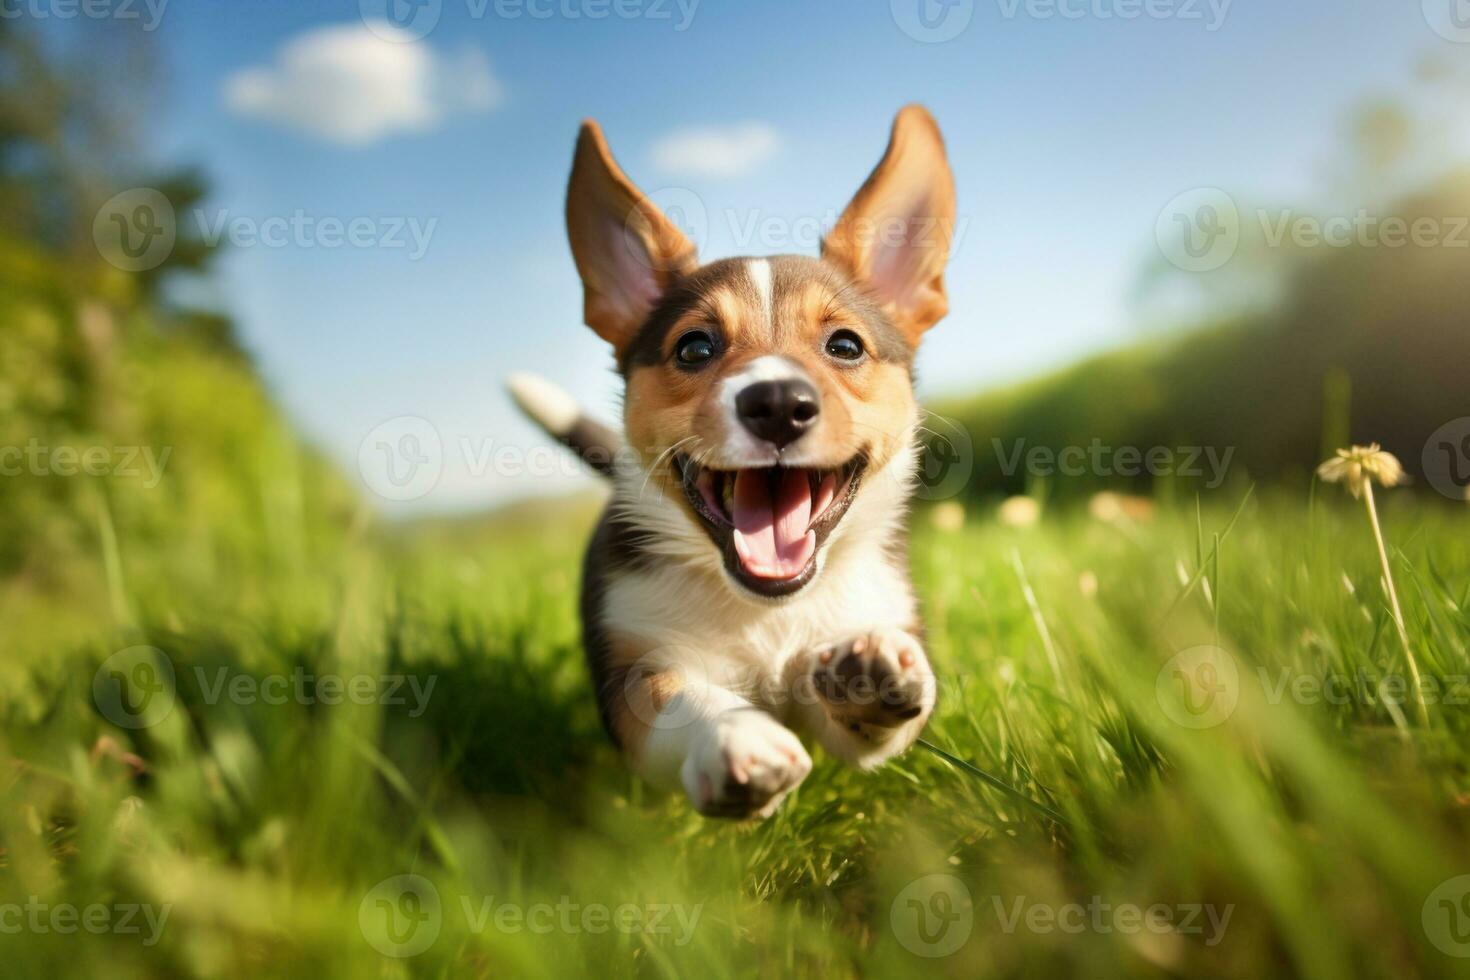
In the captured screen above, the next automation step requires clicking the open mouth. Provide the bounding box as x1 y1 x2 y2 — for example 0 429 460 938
673 453 866 598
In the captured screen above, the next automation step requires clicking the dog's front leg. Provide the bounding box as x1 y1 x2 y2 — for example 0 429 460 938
618 665 812 820
786 628 936 770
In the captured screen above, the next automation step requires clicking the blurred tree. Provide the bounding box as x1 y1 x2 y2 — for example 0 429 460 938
0 22 350 588
0 20 224 306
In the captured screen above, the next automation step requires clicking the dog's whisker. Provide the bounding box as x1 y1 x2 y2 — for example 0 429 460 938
639 436 699 500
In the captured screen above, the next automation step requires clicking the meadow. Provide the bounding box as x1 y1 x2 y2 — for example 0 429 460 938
6 12 1470 978
5 471 1470 978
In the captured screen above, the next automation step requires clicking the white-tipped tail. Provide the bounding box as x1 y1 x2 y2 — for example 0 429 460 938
507 372 581 438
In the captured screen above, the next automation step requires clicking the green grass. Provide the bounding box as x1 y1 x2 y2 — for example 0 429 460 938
4 487 1470 979
8 44 1470 976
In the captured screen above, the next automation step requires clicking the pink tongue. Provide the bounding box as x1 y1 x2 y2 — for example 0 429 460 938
732 470 815 580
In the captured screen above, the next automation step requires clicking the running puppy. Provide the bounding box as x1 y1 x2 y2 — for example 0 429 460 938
510 105 956 819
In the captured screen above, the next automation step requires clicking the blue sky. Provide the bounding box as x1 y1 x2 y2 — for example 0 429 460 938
102 0 1465 511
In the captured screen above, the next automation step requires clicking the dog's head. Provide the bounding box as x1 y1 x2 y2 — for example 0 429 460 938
567 106 956 599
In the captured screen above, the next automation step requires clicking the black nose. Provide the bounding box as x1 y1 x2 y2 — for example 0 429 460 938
735 378 820 448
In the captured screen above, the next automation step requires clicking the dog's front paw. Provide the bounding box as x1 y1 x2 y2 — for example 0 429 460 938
681 709 811 820
810 629 935 743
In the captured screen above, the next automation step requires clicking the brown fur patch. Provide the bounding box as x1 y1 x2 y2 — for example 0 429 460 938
602 655 684 758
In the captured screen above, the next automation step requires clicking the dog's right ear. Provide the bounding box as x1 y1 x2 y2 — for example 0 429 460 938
566 120 698 352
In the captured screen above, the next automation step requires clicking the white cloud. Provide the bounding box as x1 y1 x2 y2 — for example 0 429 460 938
223 22 502 146
650 122 780 179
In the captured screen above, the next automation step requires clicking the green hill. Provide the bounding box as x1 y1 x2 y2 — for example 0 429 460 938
0 235 357 637
937 171 1470 502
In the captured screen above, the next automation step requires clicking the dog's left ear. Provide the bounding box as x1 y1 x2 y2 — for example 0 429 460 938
822 105 957 341
566 119 699 353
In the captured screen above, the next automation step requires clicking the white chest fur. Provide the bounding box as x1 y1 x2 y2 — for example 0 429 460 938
601 446 919 696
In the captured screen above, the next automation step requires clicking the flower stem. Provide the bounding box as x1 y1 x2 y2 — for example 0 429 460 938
1363 482 1427 724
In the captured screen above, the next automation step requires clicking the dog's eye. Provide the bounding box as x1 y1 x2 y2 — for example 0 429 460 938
825 329 865 362
674 330 717 368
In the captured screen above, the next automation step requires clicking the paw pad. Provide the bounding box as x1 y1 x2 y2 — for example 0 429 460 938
812 631 932 729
